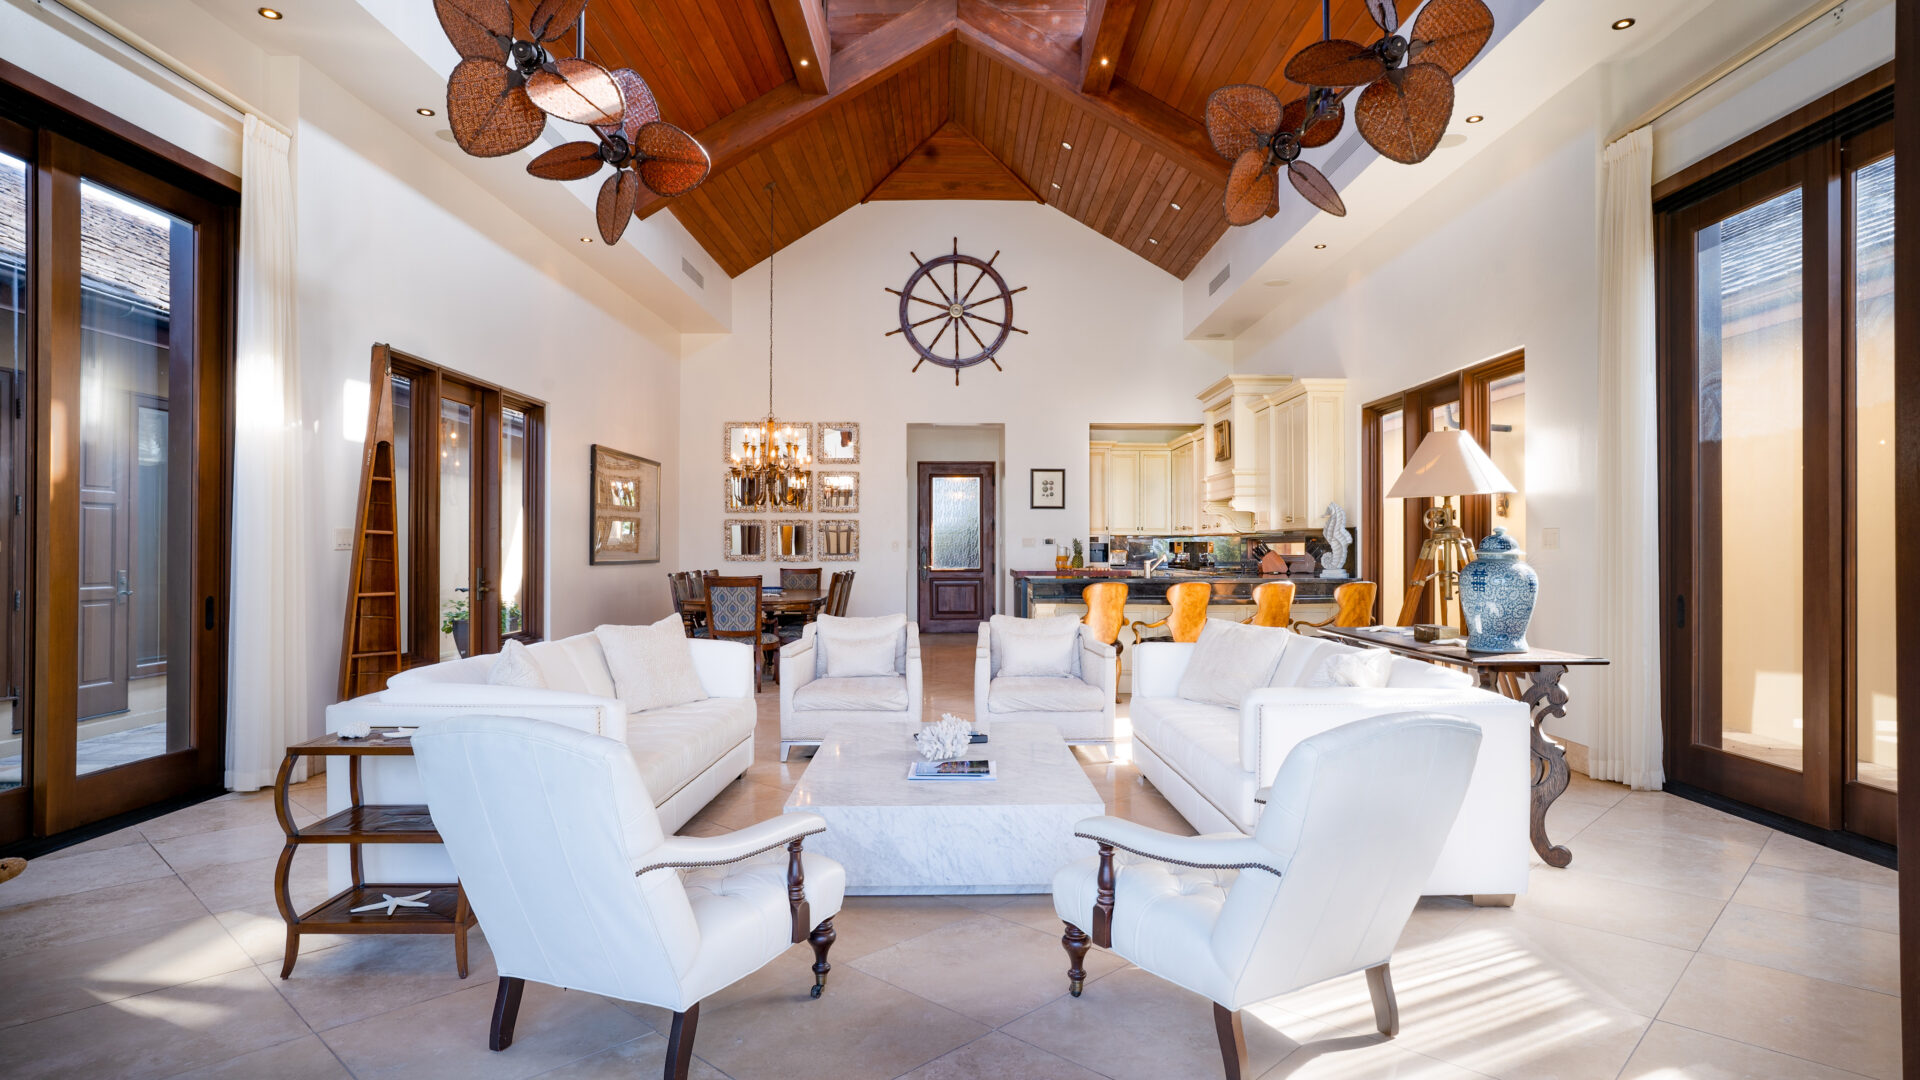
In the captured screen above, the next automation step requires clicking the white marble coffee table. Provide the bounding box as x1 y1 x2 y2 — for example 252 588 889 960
783 719 1106 895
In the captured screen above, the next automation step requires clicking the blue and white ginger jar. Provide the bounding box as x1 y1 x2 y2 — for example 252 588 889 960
1458 526 1536 654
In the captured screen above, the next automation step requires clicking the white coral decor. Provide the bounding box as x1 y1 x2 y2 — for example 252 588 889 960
916 714 975 762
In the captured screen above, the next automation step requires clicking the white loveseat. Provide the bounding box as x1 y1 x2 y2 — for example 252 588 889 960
973 617 1117 743
1129 630 1531 899
322 630 756 892
778 614 922 760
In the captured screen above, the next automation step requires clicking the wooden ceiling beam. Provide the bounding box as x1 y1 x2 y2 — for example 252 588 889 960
1078 0 1138 94
636 0 960 220
768 0 832 93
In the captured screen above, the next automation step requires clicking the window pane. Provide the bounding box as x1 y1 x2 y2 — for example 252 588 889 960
0 152 23 788
440 398 473 660
929 476 981 570
391 375 412 650
500 406 527 636
1488 372 1526 551
1853 154 1896 792
1379 409 1405 621
1699 187 1804 771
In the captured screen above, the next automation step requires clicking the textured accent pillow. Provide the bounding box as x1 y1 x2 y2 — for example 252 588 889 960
1308 649 1395 689
823 631 900 678
1175 619 1290 708
595 615 709 714
487 639 547 689
991 614 1082 678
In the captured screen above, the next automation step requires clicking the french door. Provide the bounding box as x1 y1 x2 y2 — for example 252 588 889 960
1659 112 1895 842
916 461 995 632
0 101 232 846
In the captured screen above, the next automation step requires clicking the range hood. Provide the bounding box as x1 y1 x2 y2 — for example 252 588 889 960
1196 374 1293 527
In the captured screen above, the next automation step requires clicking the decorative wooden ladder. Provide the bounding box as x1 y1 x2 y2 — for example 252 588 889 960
338 345 403 700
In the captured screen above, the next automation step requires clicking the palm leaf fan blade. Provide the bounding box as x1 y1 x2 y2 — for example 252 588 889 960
1204 85 1283 161
597 170 639 245
527 140 606 181
447 58 546 157
1365 0 1399 35
1288 160 1346 217
528 0 590 44
1284 39 1383 89
1355 64 1453 163
1224 150 1276 227
1408 0 1495 77
633 122 710 198
597 69 660 143
434 0 509 60
526 58 625 127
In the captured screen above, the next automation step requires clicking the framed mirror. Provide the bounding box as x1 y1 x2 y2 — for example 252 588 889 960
817 421 859 463
724 472 764 512
818 471 858 513
725 420 811 465
819 520 859 561
723 519 765 560
771 470 812 513
773 520 811 561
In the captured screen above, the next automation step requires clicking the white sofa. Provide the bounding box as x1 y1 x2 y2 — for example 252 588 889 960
1128 631 1531 899
973 618 1117 744
322 630 757 892
778 615 922 760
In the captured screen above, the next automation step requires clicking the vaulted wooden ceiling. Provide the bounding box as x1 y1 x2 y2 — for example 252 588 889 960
528 0 1413 279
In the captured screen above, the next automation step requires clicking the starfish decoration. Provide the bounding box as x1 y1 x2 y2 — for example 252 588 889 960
350 890 432 917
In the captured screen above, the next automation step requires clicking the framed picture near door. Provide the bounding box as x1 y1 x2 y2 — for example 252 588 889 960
1030 468 1066 509
590 445 660 564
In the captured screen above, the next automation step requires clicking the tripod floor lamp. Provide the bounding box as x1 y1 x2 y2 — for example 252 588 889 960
1386 429 1517 629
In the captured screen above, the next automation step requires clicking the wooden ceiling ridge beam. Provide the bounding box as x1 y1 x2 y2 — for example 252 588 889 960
768 0 833 93
861 119 1046 204
1078 0 1139 94
635 0 960 219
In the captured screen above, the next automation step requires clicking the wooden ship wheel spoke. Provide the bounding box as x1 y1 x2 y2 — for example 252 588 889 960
885 239 1027 384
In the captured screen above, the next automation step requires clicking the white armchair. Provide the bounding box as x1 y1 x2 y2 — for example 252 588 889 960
779 614 922 760
973 617 1117 744
1053 713 1483 1079
412 715 846 1080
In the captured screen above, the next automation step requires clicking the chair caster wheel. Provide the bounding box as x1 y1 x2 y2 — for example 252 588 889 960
810 984 823 999
1069 980 1083 998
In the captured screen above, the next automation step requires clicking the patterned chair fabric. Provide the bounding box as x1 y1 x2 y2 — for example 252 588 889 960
780 568 821 591
706 583 762 634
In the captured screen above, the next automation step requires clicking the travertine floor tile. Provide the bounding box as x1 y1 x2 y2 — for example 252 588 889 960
162 1034 354 1080
1730 862 1898 935
899 1031 1108 1079
321 980 649 1080
851 912 1126 1027
829 894 980 961
0 913 256 1029
1754 831 1898 888
1700 902 1900 995
1259 1029 1489 1079
264 930 498 1030
1619 1021 1870 1080
0 874 208 960
697 964 988 1080
151 821 300 873
1659 953 1900 1080
0 841 175 909
526 1032 729 1079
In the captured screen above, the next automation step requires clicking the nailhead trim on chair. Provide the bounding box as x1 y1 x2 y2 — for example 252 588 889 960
1071 832 1285 878
634 827 827 876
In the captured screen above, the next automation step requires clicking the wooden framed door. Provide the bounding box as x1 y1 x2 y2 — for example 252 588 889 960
916 461 995 633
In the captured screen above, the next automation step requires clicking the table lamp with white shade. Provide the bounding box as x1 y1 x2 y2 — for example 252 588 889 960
1385 430 1517 629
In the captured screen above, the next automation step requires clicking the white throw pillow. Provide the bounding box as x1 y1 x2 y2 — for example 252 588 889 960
824 631 899 677
991 614 1081 678
1308 649 1395 689
815 613 905 676
1175 619 1290 708
486 639 547 689
595 615 709 713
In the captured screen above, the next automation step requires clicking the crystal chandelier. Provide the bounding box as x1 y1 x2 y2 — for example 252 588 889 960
727 182 810 511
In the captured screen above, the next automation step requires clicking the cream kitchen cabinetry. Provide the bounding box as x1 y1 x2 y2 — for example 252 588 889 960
1169 432 1201 532
1089 445 1109 534
1260 379 1346 530
1089 440 1186 534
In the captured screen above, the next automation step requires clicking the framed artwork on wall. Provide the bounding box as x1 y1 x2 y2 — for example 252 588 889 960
818 471 859 512
817 421 860 463
590 445 660 565
723 519 766 561
1030 468 1066 509
1212 419 1232 462
819 520 859 560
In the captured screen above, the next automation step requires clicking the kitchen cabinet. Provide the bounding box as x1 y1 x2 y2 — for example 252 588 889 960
1138 449 1172 532
1087 439 1188 535
1089 444 1109 534
1170 434 1199 532
1263 379 1346 530
1107 447 1141 533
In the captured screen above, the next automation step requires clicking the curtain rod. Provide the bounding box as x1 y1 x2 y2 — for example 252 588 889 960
1616 0 1852 140
41 0 293 138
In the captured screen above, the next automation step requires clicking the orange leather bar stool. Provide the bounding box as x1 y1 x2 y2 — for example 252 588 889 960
1081 581 1129 698
1129 580 1212 644
1243 581 1296 628
1291 581 1379 633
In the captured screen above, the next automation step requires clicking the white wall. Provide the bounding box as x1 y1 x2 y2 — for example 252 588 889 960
679 200 1230 617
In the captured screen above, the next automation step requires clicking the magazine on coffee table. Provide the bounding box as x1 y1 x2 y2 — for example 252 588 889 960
905 759 996 781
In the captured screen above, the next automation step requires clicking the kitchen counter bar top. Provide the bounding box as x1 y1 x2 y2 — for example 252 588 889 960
1012 572 1348 617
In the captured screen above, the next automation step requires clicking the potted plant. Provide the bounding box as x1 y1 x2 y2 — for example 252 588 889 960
441 594 470 659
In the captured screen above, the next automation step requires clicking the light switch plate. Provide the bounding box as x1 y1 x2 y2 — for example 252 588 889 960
333 527 353 552
1540 527 1560 551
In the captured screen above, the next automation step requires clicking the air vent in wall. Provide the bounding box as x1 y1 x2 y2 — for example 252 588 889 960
1208 263 1231 296
681 258 705 289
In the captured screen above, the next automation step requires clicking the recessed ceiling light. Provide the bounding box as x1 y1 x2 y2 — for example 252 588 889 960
1100 57 1109 66
1611 17 1636 29
257 6 282 18
1313 243 1327 250
799 58 809 66
1464 114 1484 123
1148 238 1158 244
1050 182 1060 189
1169 201 1181 210
579 236 593 243
416 107 436 117
1061 141 1072 150
1264 279 1289 287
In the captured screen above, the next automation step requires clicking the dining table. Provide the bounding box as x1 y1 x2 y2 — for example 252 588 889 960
682 588 829 620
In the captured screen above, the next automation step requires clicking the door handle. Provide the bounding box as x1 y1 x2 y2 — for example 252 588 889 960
117 570 131 604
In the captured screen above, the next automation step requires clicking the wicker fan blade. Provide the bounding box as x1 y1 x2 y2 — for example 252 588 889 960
1288 160 1347 217
1284 39 1385 89
1281 94 1346 148
434 0 509 60
1354 63 1453 164
447 58 546 157
1366 0 1399 35
597 170 639 245
528 0 589 43
1204 85 1284 161
528 141 606 181
633 122 710 198
1408 0 1494 77
526 58 625 127
596 68 661 143
1224 150 1276 227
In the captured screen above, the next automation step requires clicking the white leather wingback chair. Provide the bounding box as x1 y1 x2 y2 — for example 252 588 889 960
1051 713 1483 1079
412 716 846 1080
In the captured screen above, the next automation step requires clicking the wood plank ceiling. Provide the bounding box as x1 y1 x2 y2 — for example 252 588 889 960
534 0 1413 278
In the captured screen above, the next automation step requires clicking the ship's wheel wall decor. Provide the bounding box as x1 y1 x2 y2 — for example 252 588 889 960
886 240 1027 385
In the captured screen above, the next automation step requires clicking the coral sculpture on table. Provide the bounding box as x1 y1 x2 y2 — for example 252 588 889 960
1320 502 1352 579
916 714 975 762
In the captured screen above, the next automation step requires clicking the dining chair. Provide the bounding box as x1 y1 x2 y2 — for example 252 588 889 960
776 568 823 639
826 571 855 616
779 567 822 591
1291 581 1378 633
667 572 701 636
704 575 781 691
1081 581 1129 697
1243 581 1295 628
1127 580 1211 644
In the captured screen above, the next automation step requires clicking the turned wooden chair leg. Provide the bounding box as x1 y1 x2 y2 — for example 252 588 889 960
488 976 525 1051
664 1003 700 1080
1212 1002 1248 1080
1061 921 1090 997
809 917 836 998
1366 962 1400 1037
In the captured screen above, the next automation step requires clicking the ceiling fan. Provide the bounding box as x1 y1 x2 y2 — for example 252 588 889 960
433 0 710 245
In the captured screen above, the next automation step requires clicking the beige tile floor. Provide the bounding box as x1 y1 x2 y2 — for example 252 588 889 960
0 634 1900 1079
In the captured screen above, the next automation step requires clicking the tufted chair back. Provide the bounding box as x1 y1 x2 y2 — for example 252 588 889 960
411 715 702 1004
1209 713 1481 1004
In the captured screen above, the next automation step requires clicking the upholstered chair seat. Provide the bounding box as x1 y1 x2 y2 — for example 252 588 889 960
779 613 922 760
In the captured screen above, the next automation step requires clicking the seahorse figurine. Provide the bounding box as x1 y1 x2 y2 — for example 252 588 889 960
1320 502 1352 579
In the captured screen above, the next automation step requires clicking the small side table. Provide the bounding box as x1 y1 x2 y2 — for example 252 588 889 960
1313 627 1609 870
272 730 474 979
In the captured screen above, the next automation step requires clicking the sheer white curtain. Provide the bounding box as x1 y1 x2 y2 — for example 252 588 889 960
1594 127 1663 790
227 114 310 791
